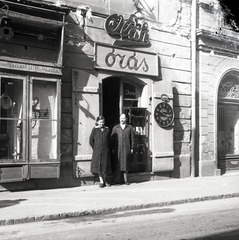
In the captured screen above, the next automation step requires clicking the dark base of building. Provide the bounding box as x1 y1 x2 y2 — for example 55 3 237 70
1 169 237 192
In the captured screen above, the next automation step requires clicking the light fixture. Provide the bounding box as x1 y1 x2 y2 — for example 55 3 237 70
0 0 11 27
0 15 10 26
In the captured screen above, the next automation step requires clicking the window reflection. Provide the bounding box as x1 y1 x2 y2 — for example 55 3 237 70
31 80 57 160
218 105 239 156
0 78 24 160
123 82 139 107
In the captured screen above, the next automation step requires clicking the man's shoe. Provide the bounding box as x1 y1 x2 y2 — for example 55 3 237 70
99 183 105 188
125 181 130 185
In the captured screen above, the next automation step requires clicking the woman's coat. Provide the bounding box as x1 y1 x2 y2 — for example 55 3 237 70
89 126 111 174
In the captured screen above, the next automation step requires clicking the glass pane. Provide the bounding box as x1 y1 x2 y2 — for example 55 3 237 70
0 78 25 161
124 99 138 108
31 80 58 161
123 82 138 108
31 120 57 160
32 81 57 121
218 105 239 155
0 119 25 161
123 82 137 99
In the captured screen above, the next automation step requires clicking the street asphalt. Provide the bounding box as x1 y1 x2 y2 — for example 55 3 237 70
0 173 239 226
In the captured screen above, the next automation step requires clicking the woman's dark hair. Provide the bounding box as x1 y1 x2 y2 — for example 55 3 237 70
95 116 105 126
96 115 105 122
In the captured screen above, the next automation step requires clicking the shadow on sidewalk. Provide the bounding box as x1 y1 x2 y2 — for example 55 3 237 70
0 199 26 209
186 228 239 240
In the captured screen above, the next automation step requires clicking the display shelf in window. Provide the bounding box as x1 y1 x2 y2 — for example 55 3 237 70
124 107 148 173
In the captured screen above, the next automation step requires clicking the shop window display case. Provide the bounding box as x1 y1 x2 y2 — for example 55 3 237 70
125 107 148 173
0 75 61 182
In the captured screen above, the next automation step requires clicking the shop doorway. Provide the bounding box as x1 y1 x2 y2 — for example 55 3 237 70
102 76 148 173
218 72 239 173
102 76 141 130
102 77 120 131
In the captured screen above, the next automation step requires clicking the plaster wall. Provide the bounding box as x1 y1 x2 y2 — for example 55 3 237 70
60 0 192 181
0 0 193 190
198 0 239 176
199 53 239 176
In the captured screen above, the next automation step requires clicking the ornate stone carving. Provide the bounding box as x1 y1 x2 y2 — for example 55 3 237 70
218 76 239 99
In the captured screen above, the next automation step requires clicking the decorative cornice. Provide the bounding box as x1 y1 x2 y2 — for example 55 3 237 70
197 29 239 57
197 29 239 44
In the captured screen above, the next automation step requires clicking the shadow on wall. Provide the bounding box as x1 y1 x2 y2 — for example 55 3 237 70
60 9 97 187
172 86 185 179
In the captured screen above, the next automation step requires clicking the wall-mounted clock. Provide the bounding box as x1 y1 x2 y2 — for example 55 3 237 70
154 102 174 128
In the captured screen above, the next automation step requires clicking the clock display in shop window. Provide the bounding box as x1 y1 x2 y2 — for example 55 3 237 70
154 102 174 127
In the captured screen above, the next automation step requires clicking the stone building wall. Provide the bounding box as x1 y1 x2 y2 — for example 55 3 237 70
198 0 239 176
59 0 193 182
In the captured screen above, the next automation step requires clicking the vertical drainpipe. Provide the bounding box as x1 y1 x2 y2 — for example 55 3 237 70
191 0 197 177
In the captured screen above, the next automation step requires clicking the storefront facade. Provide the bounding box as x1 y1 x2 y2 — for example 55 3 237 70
64 0 192 183
0 0 192 189
4 0 239 190
0 0 67 186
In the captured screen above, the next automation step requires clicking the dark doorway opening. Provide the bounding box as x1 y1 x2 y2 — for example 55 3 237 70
103 77 120 131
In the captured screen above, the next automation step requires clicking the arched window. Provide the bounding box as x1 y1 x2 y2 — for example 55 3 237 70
218 72 239 172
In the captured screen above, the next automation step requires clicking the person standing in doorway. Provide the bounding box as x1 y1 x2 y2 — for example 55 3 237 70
89 116 111 188
111 113 135 185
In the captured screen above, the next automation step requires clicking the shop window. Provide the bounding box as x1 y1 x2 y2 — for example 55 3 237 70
123 82 139 108
218 106 225 131
218 104 239 155
31 80 58 161
0 77 25 161
218 74 239 156
218 73 239 172
0 75 61 181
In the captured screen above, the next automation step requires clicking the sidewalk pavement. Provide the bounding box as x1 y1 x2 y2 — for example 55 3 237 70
1 173 239 226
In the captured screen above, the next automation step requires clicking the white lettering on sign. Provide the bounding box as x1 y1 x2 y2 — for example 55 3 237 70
0 60 62 75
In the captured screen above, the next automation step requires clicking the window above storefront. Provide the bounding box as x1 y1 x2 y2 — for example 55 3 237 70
0 0 69 67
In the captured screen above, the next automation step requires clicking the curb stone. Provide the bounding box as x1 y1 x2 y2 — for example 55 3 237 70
1 193 239 226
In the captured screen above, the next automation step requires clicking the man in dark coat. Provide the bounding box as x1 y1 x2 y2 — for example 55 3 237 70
89 116 111 188
111 113 135 185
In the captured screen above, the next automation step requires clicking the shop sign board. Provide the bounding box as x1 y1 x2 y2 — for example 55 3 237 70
94 43 158 77
0 60 62 75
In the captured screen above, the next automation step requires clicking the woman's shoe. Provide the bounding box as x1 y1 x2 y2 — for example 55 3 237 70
99 183 105 188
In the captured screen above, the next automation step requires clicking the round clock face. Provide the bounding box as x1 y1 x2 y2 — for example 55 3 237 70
154 102 174 127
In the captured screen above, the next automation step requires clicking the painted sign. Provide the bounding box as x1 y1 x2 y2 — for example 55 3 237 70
0 60 62 75
94 43 158 76
105 14 150 47
124 82 137 99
